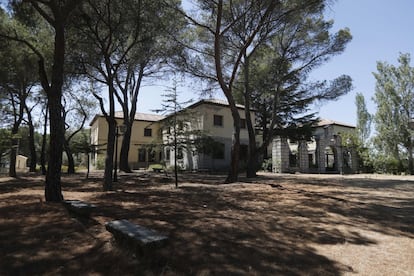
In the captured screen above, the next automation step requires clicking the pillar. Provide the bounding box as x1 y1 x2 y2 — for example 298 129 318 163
298 140 309 173
272 136 289 173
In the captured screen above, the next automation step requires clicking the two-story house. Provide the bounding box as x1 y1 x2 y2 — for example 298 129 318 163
89 112 164 170
160 99 254 171
89 99 255 171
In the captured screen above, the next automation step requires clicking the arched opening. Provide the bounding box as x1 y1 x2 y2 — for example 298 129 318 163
325 146 338 171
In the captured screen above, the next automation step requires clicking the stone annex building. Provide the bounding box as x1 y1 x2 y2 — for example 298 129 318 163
90 99 358 174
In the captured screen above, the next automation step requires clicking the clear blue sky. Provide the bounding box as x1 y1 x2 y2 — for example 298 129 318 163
310 0 414 125
138 0 414 126
2 0 412 125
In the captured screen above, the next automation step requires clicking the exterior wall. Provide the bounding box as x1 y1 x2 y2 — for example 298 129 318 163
90 100 256 172
196 104 251 142
298 140 309 172
272 123 357 174
0 155 28 173
128 119 162 169
272 137 289 173
161 102 254 171
90 116 162 169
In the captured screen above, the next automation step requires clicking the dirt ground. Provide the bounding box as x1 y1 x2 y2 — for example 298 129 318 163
0 171 413 275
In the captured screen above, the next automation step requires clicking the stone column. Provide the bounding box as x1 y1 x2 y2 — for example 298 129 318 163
335 135 343 174
272 136 289 173
350 147 359 173
315 136 326 173
298 140 309 173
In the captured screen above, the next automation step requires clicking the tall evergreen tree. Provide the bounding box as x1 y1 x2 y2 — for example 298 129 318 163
0 0 83 201
73 0 183 189
373 53 414 174
176 0 283 182
235 1 352 177
355 92 371 146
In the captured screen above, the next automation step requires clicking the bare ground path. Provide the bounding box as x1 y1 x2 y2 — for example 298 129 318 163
0 172 413 275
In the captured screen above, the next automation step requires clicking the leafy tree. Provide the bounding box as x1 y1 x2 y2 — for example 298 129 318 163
70 129 98 179
235 1 352 177
72 0 182 189
0 0 83 201
177 0 281 182
62 84 97 174
352 92 373 172
154 77 195 188
39 95 48 175
68 0 122 190
23 92 42 172
113 0 184 173
0 128 11 168
0 34 38 177
373 53 414 174
355 92 371 145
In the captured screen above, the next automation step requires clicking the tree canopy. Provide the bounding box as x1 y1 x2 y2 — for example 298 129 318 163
373 53 414 174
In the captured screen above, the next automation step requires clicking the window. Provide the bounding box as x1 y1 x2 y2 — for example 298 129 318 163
289 153 297 167
138 148 146 162
177 121 184 131
213 143 225 159
240 145 248 160
177 148 184 160
165 148 170 161
148 150 156 162
213 115 223 126
144 128 152 137
240 118 246 129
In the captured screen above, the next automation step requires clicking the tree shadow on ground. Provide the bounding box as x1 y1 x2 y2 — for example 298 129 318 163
90 185 370 274
0 173 413 275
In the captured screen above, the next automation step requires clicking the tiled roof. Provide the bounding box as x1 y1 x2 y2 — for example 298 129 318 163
114 111 165 122
316 119 355 128
185 98 246 110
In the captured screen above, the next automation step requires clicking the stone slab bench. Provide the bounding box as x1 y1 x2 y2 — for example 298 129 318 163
105 219 168 255
63 200 96 217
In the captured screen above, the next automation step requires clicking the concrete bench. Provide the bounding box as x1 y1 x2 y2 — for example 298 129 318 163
105 219 168 256
63 200 96 217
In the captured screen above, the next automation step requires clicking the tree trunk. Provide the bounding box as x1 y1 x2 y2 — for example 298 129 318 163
242 52 258 178
45 91 64 201
8 144 17 178
86 152 90 179
225 105 241 183
119 120 132 172
104 117 116 190
44 22 65 202
64 139 75 174
408 142 413 175
118 67 144 173
40 104 48 175
26 108 37 172
103 81 117 191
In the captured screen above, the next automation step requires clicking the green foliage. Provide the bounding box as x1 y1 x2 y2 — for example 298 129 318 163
372 154 402 175
70 130 91 154
261 158 273 172
373 53 414 174
96 156 105 170
233 1 352 162
340 131 373 173
148 163 163 171
0 128 11 161
355 92 372 146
